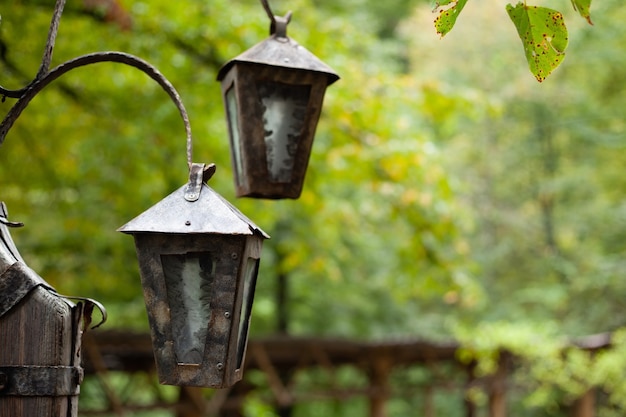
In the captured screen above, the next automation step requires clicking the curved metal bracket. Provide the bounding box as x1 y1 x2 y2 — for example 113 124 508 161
58 294 108 330
0 52 194 167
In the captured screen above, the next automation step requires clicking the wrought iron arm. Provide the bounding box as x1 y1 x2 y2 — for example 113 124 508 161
0 0 66 98
0 0 194 168
0 52 193 166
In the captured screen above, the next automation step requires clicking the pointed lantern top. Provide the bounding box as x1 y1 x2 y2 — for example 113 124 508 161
118 183 269 238
217 14 339 86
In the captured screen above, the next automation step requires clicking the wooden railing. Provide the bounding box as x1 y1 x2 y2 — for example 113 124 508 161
79 330 611 417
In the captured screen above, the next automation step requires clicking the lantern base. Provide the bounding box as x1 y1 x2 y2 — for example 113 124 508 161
235 184 303 200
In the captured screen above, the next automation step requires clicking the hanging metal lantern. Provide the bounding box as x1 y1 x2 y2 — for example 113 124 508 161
118 164 269 388
217 9 339 199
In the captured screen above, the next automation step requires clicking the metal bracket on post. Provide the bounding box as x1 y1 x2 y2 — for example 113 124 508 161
0 262 54 319
0 202 25 271
0 366 83 397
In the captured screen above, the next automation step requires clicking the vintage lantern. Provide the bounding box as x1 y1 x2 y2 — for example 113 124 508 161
217 11 339 199
118 163 269 388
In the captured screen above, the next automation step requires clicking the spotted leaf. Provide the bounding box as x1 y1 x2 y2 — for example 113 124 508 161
571 0 593 25
506 2 568 82
433 0 469 37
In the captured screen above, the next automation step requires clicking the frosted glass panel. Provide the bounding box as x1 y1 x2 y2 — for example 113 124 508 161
161 252 216 364
236 258 259 368
226 87 244 185
257 81 310 183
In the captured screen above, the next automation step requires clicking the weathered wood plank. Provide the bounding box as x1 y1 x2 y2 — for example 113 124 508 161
0 280 80 416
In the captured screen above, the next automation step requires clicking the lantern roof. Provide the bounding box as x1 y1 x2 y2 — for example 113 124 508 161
217 34 340 86
118 183 269 238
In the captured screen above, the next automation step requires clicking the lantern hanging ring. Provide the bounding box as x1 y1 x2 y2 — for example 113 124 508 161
0 0 195 172
259 0 292 37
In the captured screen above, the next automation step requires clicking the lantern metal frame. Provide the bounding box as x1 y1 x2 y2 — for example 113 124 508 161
217 1 339 199
118 164 268 387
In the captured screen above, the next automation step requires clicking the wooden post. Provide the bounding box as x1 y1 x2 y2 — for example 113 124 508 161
176 387 205 417
464 364 477 417
488 355 508 417
0 202 85 417
571 389 595 417
368 353 392 417
424 385 435 417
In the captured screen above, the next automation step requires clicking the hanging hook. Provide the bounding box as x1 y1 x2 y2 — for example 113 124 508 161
272 12 292 38
259 0 276 26
259 0 292 37
58 294 108 330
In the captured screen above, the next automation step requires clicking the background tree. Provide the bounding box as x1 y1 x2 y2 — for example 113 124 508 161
1 0 625 415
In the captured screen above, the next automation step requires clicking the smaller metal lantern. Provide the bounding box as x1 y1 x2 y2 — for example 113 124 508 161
217 10 339 199
118 163 269 388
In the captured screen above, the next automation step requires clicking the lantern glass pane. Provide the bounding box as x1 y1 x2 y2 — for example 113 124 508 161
256 81 311 183
161 252 216 364
226 86 244 185
236 258 259 368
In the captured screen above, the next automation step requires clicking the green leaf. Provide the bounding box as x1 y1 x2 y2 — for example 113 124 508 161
433 0 469 37
506 2 569 82
570 0 593 25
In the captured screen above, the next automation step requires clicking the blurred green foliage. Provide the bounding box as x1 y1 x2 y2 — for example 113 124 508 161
1 0 625 415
